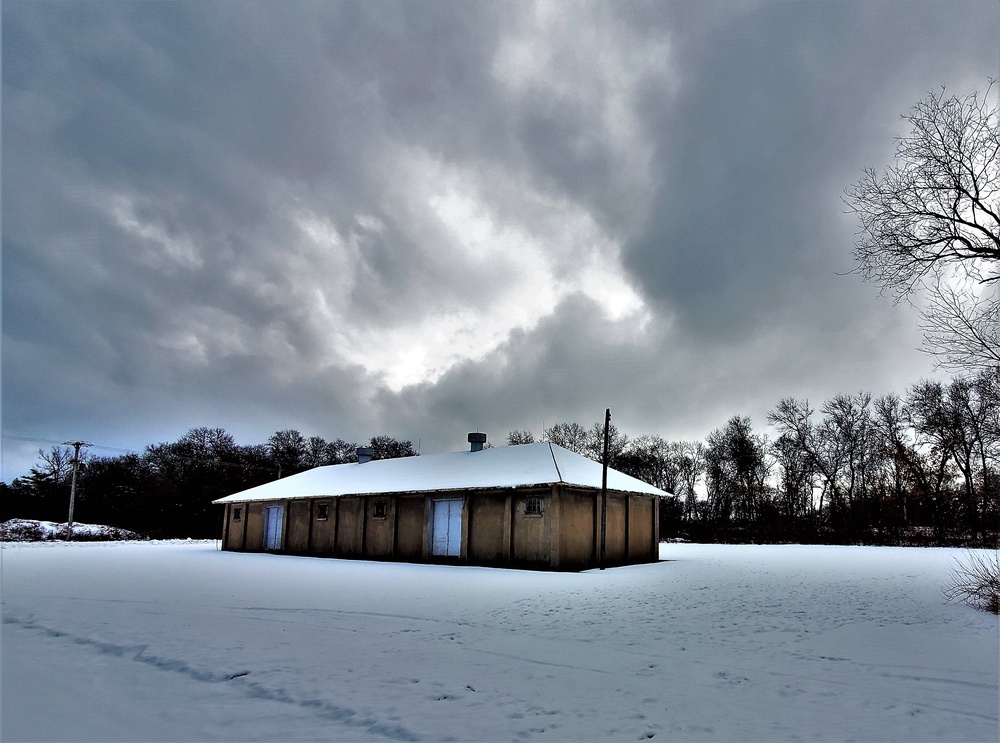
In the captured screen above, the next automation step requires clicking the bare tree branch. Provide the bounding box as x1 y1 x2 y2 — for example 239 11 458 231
845 83 1000 369
919 277 1000 371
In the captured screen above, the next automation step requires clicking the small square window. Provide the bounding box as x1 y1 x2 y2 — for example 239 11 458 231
524 496 542 516
233 507 242 522
372 500 387 520
316 503 330 521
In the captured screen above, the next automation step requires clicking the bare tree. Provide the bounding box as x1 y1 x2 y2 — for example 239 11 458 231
325 438 359 464
705 417 770 525
506 429 536 446
365 435 417 460
939 370 1000 540
543 422 589 454
267 429 307 476
303 436 330 469
920 277 1000 369
768 398 842 519
28 446 76 486
675 441 706 522
584 421 628 465
845 84 1000 369
616 435 678 492
178 427 237 457
820 393 877 526
873 393 917 528
903 381 961 538
770 433 815 521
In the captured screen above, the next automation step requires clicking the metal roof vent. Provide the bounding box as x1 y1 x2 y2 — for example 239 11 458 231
468 432 487 452
356 447 373 464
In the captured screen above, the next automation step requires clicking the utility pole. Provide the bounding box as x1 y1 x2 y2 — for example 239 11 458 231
62 441 92 540
599 408 610 570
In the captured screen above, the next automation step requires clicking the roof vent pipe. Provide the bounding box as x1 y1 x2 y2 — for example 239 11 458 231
468 432 487 452
356 447 373 464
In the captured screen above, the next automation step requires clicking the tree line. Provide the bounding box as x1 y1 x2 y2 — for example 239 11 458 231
1 369 995 546
0 430 416 538
513 369 998 547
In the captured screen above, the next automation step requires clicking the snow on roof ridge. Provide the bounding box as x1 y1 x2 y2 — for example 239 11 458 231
546 442 564 482
213 441 667 504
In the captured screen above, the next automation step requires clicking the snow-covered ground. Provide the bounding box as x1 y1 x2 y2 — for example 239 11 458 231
2 542 996 742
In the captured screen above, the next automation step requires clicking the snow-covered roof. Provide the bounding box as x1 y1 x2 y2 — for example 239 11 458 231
213 442 669 504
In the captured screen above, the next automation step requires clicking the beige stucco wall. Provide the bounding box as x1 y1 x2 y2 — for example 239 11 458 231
557 488 596 567
220 487 659 569
311 501 336 552
336 497 364 555
223 504 245 550
511 489 552 565
365 496 395 557
286 499 311 552
602 494 626 563
395 496 425 560
468 491 508 563
245 503 265 550
628 495 655 561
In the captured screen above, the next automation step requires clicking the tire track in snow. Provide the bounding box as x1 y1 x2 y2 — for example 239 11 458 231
873 671 996 691
3 615 423 741
233 606 440 623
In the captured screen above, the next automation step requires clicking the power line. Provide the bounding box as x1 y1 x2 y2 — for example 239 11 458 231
3 434 134 453
3 433 276 474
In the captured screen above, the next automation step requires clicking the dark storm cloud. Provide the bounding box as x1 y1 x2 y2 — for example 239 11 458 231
3 0 524 471
3 1 998 479
379 0 999 451
624 1 999 340
383 287 929 454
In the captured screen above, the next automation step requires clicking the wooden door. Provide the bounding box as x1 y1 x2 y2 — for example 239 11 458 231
431 498 462 557
264 505 284 550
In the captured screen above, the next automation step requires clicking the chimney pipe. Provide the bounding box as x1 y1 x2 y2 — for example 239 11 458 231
356 447 373 464
468 432 487 452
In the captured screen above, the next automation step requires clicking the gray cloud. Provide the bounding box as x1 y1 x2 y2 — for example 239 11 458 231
626 1 999 338
3 0 997 479
380 288 929 453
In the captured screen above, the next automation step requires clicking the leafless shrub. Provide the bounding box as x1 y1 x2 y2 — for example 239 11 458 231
943 550 1000 613
58 525 145 541
0 520 146 542
0 520 45 541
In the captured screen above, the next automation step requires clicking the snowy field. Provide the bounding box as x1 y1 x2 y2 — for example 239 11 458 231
2 542 996 742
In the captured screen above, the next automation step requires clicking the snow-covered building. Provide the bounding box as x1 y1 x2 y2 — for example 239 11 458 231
213 435 665 570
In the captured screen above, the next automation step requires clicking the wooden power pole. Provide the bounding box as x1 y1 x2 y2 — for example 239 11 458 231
62 441 91 540
599 408 610 570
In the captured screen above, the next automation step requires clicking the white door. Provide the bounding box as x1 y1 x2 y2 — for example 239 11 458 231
264 505 284 550
431 499 463 557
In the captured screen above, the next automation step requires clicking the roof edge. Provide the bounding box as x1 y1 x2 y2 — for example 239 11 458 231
212 480 667 505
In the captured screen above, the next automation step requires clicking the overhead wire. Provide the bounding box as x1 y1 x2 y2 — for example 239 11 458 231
2 434 276 474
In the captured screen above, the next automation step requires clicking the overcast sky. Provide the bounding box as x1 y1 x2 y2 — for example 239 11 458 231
3 0 998 479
